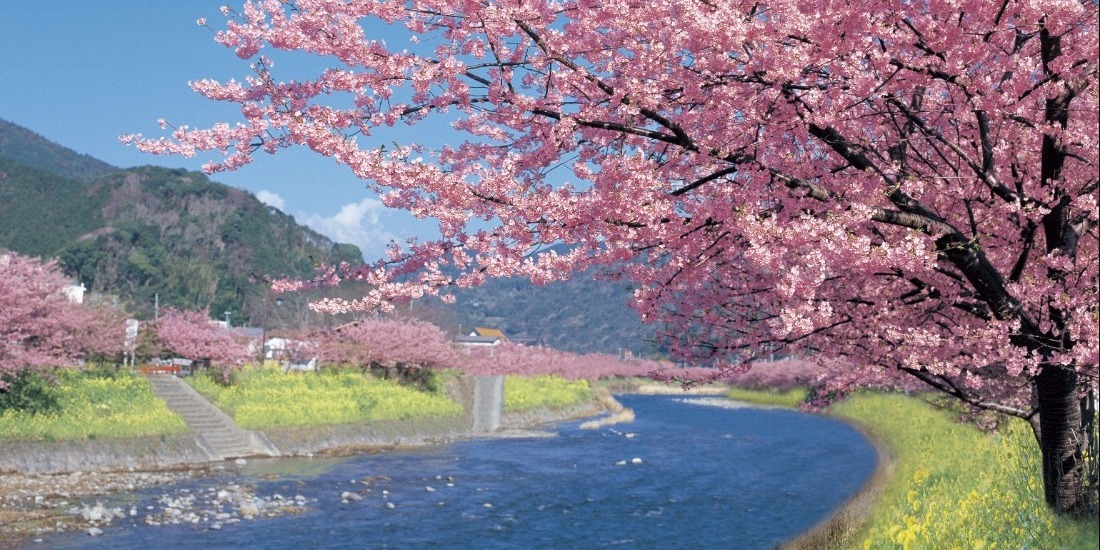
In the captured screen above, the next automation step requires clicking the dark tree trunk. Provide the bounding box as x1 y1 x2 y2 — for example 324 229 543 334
1035 365 1087 515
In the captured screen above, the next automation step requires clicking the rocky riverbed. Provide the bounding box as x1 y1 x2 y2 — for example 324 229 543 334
0 466 203 545
0 395 618 547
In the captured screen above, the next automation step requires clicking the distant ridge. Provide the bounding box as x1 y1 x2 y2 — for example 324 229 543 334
0 118 362 324
0 118 118 183
0 117 660 356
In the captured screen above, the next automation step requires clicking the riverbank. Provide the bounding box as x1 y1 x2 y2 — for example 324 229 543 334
1 384 888 548
0 390 615 546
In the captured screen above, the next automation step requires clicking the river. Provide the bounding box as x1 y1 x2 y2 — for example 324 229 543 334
35 395 876 549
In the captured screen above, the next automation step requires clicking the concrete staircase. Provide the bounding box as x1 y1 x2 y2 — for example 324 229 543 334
146 374 280 461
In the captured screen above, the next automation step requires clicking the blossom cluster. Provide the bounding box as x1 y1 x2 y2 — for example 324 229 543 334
126 0 1098 417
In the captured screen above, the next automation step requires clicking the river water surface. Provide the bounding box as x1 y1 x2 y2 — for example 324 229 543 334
38 395 876 549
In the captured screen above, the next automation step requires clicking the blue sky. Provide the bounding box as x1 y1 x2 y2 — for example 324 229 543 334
0 0 440 261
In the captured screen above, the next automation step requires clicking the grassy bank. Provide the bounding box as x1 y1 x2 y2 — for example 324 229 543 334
186 367 463 429
0 369 188 441
504 375 593 411
731 389 1098 549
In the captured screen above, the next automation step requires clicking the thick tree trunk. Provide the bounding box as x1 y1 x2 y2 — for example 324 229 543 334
1035 365 1087 515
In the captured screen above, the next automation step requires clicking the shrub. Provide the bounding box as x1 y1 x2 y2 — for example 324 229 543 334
0 369 60 415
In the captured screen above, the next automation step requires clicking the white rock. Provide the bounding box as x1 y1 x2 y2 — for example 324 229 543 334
235 458 248 466
425 486 436 493
615 460 627 466
87 528 103 537
384 502 396 510
631 457 643 464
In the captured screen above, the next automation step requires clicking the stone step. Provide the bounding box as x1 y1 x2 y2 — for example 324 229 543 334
184 421 228 429
145 374 279 460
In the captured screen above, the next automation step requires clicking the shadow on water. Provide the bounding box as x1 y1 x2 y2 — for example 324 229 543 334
34 395 876 550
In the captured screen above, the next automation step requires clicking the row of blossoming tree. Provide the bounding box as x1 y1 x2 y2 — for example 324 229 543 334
0 253 123 389
0 251 664 392
125 0 1097 513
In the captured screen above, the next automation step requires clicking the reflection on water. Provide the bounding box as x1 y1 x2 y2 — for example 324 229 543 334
37 395 876 550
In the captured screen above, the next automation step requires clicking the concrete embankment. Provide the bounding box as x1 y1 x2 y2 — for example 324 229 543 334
0 435 214 475
0 379 620 475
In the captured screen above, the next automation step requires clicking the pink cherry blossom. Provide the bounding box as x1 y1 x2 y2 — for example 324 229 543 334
127 0 1098 513
0 253 124 384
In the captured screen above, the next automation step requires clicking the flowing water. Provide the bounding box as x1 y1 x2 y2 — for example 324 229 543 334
36 395 876 549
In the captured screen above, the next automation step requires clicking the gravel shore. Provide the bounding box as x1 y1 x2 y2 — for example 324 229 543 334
0 466 207 545
0 395 615 546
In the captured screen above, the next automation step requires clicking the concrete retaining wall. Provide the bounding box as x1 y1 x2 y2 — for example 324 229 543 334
0 434 213 475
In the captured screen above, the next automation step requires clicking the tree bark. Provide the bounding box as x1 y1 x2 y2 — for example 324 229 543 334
1035 364 1087 515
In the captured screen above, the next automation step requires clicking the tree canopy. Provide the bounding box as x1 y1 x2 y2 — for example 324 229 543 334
0 253 122 382
126 0 1098 513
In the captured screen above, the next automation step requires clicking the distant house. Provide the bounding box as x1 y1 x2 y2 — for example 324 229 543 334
234 327 265 356
62 282 86 304
454 327 508 347
264 337 318 371
472 327 508 341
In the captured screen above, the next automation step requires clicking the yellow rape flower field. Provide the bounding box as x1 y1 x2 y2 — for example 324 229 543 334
185 366 463 429
0 369 188 441
733 389 1098 549
503 375 593 411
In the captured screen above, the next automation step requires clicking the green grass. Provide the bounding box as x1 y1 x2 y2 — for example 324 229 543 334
728 386 810 408
186 366 463 429
730 388 1098 549
504 375 593 411
0 369 189 441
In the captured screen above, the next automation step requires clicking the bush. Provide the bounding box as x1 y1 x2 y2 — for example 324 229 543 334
0 369 60 415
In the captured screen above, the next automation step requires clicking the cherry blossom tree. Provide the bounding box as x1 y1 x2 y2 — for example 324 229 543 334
126 0 1098 513
315 317 457 383
155 308 254 376
0 253 122 386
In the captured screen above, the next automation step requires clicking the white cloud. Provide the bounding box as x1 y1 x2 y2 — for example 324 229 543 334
255 190 286 211
301 198 400 260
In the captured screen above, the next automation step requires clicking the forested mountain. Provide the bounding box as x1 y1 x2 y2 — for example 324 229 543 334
440 273 662 356
0 119 117 183
0 119 362 323
0 118 658 356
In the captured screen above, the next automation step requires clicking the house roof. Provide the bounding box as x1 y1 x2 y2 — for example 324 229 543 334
472 327 508 341
454 335 502 346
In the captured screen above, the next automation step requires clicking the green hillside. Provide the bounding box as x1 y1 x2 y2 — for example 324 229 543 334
0 117 658 356
0 121 362 323
0 118 117 183
442 273 662 356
